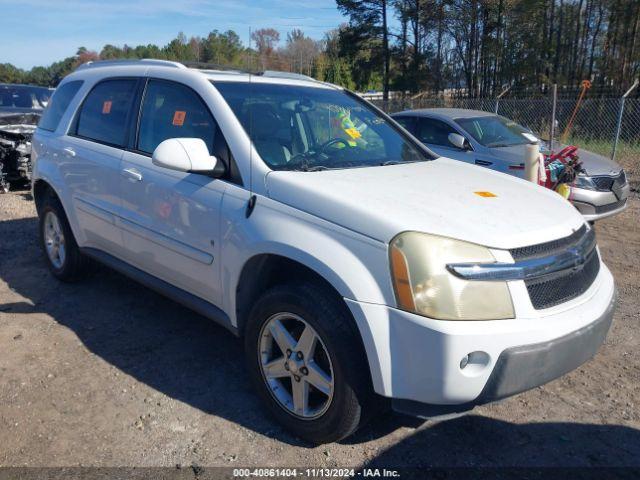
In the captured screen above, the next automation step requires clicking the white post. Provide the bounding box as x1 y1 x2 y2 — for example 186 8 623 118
524 143 541 183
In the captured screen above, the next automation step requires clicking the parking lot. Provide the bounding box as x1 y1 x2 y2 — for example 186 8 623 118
1 187 639 468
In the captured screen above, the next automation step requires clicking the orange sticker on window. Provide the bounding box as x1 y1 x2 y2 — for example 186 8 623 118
474 191 497 198
102 100 112 114
172 111 186 126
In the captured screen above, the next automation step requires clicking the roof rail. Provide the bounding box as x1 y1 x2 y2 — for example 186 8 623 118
183 62 318 82
182 61 259 75
260 70 316 82
76 59 186 71
74 59 328 85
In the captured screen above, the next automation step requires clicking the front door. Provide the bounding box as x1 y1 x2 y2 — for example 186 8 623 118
118 79 226 305
415 117 476 165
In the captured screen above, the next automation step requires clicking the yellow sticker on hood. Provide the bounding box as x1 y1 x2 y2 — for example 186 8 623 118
474 191 497 198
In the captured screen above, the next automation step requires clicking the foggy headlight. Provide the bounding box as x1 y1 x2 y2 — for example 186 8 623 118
574 174 597 190
390 232 515 320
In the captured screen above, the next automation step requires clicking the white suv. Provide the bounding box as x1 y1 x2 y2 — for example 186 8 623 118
32 60 616 443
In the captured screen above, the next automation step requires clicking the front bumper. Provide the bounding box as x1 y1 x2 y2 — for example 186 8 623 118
572 183 630 221
392 293 614 418
346 263 616 411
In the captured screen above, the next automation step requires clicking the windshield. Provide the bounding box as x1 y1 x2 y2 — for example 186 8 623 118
0 85 52 110
213 81 431 171
455 115 532 147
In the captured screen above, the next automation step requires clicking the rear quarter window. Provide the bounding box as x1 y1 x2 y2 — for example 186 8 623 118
38 81 83 132
75 79 137 147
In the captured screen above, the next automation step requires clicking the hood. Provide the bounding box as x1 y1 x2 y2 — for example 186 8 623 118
482 142 622 177
0 111 41 128
571 149 622 176
265 158 586 249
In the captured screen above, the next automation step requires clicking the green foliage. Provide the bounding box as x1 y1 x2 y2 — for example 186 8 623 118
2 1 638 95
0 63 26 84
202 30 245 66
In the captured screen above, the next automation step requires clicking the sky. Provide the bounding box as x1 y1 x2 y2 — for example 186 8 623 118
0 0 348 69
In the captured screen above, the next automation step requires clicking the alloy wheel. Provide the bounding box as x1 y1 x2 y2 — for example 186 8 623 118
44 211 66 269
258 312 335 419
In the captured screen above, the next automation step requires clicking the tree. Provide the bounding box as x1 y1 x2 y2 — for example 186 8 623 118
164 32 194 61
202 30 245 66
0 63 25 84
282 29 321 74
3 7 640 93
251 28 281 69
337 0 392 99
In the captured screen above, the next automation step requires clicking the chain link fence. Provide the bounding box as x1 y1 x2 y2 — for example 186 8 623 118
372 92 640 185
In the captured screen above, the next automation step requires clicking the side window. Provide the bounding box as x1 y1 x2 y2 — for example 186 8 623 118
38 81 83 132
394 116 415 134
416 118 460 147
75 79 137 147
138 80 215 155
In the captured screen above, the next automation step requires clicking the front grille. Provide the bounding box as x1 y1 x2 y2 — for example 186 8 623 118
526 249 600 309
510 225 600 310
510 224 587 261
595 198 627 214
591 170 627 192
592 176 615 191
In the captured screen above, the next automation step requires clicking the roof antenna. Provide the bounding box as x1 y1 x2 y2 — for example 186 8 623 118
245 26 257 218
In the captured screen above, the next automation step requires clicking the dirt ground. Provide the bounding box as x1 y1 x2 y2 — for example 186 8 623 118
0 187 639 470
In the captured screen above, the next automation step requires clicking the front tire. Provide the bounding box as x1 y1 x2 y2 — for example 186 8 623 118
39 192 88 282
245 282 374 444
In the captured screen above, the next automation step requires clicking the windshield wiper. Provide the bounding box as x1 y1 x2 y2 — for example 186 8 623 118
380 159 427 166
303 165 329 172
485 142 527 148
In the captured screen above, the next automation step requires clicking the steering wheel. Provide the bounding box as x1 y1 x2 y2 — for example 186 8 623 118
320 137 353 153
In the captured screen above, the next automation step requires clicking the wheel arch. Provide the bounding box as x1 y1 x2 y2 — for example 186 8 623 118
33 178 60 215
236 253 381 417
235 253 353 337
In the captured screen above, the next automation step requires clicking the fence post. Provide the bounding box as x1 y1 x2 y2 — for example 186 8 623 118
612 79 639 162
549 84 557 153
495 86 511 114
612 98 626 163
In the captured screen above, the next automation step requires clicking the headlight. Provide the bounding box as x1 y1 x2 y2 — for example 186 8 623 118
390 232 515 320
574 174 597 190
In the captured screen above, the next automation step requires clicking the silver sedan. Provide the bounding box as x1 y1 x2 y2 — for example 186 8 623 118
392 108 630 221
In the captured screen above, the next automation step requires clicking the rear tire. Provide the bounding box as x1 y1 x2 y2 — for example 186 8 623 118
39 192 89 282
244 282 375 444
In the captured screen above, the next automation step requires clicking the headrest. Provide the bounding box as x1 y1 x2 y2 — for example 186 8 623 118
244 103 281 138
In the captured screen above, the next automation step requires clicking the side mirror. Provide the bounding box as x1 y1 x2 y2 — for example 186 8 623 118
448 133 469 150
152 138 224 176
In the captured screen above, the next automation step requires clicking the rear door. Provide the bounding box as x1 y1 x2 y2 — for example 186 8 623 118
118 78 227 305
62 78 139 256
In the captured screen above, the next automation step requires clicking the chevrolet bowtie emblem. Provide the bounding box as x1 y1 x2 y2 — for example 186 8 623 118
568 246 586 270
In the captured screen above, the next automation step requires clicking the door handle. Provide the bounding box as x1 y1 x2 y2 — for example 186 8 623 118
475 159 493 166
122 168 143 182
63 147 76 157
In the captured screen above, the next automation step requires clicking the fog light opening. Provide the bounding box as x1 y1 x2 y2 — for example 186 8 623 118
459 351 491 376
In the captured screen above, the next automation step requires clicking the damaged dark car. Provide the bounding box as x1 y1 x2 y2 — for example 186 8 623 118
0 84 53 192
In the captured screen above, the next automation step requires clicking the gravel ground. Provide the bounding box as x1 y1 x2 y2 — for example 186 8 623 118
0 187 639 469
